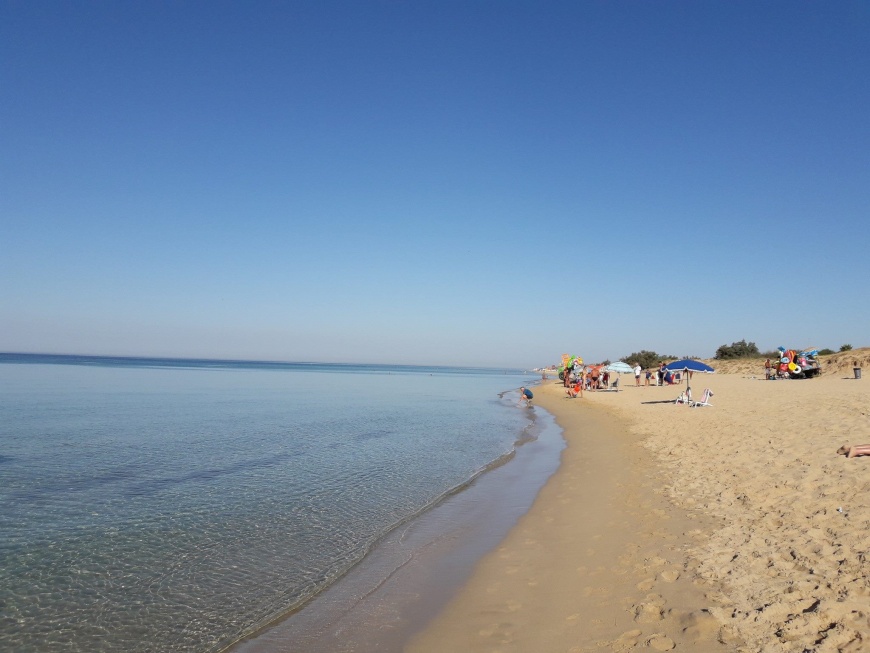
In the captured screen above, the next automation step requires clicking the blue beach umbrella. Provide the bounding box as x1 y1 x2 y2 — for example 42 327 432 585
663 359 715 374
663 359 715 394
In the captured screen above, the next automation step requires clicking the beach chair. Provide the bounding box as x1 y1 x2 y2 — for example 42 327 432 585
690 388 713 407
675 390 689 405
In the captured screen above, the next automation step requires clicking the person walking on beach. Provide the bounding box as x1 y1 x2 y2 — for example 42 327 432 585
634 363 641 386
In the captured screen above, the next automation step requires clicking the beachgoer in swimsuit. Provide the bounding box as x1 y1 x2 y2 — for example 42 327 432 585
566 380 582 398
837 444 870 458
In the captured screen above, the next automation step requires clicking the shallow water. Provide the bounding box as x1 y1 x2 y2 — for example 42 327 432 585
0 355 538 652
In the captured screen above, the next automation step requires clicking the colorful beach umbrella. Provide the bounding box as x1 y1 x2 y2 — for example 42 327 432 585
605 361 634 374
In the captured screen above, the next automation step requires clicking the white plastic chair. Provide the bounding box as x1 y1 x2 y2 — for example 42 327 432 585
690 388 713 407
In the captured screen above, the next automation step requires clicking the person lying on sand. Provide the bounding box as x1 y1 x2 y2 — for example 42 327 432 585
837 444 870 458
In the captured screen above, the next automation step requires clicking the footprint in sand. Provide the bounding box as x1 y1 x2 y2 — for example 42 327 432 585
660 569 681 582
644 555 669 568
636 578 656 591
633 594 666 623
582 585 609 597
477 621 515 644
646 633 676 650
610 628 643 651
678 609 722 643
633 602 664 623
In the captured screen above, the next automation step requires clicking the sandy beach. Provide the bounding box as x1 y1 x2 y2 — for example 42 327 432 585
407 352 870 652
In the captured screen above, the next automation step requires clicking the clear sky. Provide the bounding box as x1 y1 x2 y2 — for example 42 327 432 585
2 1 868 368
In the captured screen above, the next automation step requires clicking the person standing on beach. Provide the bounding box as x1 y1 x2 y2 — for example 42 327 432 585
634 363 641 386
764 358 771 380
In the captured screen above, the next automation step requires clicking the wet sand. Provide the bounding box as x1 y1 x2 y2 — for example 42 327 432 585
408 364 870 652
230 406 566 653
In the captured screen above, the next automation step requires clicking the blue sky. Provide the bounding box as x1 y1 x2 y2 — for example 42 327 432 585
2 1 868 368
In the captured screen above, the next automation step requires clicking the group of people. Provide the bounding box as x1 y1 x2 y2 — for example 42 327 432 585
562 361 688 398
562 362 618 398
632 362 684 387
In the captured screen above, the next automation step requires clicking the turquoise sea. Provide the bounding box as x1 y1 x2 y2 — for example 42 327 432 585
0 354 557 652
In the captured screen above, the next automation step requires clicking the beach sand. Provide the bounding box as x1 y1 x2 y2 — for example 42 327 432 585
407 356 870 652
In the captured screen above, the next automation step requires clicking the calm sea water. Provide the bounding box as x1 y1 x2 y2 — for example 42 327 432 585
0 354 540 653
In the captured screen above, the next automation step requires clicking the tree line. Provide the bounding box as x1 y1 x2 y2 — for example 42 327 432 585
619 341 854 368
714 339 853 359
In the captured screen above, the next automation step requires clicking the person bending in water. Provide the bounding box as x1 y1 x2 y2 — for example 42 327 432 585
519 387 534 407
837 444 870 458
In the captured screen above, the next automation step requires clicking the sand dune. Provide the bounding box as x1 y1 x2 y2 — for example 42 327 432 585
694 347 870 377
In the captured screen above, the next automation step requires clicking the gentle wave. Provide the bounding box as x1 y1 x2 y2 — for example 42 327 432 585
0 357 539 653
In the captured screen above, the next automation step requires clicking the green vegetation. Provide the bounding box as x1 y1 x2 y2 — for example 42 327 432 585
621 350 676 370
617 341 860 368
714 339 761 359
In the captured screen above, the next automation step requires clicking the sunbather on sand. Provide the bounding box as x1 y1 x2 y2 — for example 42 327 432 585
837 444 870 458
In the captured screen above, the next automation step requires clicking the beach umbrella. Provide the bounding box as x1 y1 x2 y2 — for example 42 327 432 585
663 359 715 373
605 361 634 374
663 359 714 395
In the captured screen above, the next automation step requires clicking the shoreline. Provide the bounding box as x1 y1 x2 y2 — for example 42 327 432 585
230 395 565 653
407 372 870 652
407 379 733 652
